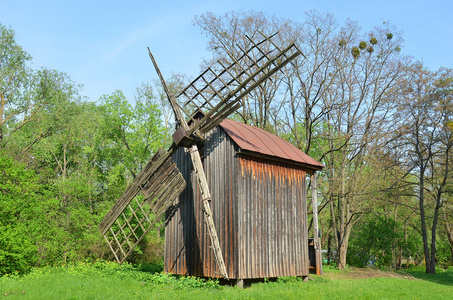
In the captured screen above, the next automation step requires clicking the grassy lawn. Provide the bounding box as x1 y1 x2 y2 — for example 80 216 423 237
1 262 452 299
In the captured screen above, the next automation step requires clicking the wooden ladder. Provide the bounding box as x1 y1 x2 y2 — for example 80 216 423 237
189 144 229 279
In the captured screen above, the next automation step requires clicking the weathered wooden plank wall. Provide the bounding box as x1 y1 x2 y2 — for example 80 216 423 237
237 155 309 278
164 126 238 278
206 126 239 278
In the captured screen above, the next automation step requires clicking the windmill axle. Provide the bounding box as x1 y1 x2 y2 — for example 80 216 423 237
172 126 204 148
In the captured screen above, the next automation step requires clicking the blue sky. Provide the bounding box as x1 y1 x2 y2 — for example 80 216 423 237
3 0 452 102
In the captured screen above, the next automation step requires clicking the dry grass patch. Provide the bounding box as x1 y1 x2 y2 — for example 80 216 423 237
322 266 418 280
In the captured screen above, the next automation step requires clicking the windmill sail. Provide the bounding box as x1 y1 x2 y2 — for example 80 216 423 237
177 31 301 134
99 148 185 263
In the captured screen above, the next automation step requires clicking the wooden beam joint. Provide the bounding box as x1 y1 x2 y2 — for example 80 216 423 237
172 127 193 148
172 127 205 148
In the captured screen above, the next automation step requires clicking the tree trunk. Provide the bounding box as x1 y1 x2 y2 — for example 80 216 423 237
329 197 339 265
392 204 402 269
337 224 352 270
419 171 434 273
336 157 349 270
429 210 439 274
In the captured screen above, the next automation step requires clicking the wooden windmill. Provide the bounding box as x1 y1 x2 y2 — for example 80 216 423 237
98 32 302 279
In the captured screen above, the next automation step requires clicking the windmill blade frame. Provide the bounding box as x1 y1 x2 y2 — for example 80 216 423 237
176 32 302 135
98 147 185 264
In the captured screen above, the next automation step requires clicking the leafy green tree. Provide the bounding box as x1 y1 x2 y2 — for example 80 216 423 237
0 155 61 274
5 68 82 162
0 23 32 149
0 21 172 271
98 87 169 182
436 236 452 269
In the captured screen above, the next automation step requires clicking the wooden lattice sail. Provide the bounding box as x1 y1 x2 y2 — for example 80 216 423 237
98 148 186 263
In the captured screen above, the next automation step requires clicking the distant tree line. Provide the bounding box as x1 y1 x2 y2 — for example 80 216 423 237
1 10 452 275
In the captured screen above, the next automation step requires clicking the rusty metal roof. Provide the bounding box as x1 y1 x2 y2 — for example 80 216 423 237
219 119 324 169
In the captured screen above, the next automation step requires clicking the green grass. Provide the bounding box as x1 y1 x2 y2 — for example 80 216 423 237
404 266 453 287
1 262 452 299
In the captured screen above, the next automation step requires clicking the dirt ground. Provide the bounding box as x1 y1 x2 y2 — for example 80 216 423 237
321 267 419 280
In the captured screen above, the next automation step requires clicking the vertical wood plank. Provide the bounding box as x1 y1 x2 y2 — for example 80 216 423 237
311 173 322 275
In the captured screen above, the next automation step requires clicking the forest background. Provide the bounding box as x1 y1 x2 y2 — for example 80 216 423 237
1 10 452 276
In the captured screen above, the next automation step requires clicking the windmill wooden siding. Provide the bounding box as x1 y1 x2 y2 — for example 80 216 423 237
165 122 321 279
236 155 309 278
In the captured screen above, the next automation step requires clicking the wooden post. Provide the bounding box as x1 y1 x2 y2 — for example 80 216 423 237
236 279 244 288
311 173 322 275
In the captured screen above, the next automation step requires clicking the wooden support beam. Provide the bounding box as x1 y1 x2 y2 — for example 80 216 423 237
311 173 322 275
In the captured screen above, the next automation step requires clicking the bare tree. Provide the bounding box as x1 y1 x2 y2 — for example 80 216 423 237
316 21 407 270
396 64 453 273
194 10 409 270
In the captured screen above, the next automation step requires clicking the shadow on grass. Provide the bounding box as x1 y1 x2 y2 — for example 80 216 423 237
407 270 453 286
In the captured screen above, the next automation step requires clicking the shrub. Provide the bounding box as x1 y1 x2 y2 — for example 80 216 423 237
347 215 401 267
